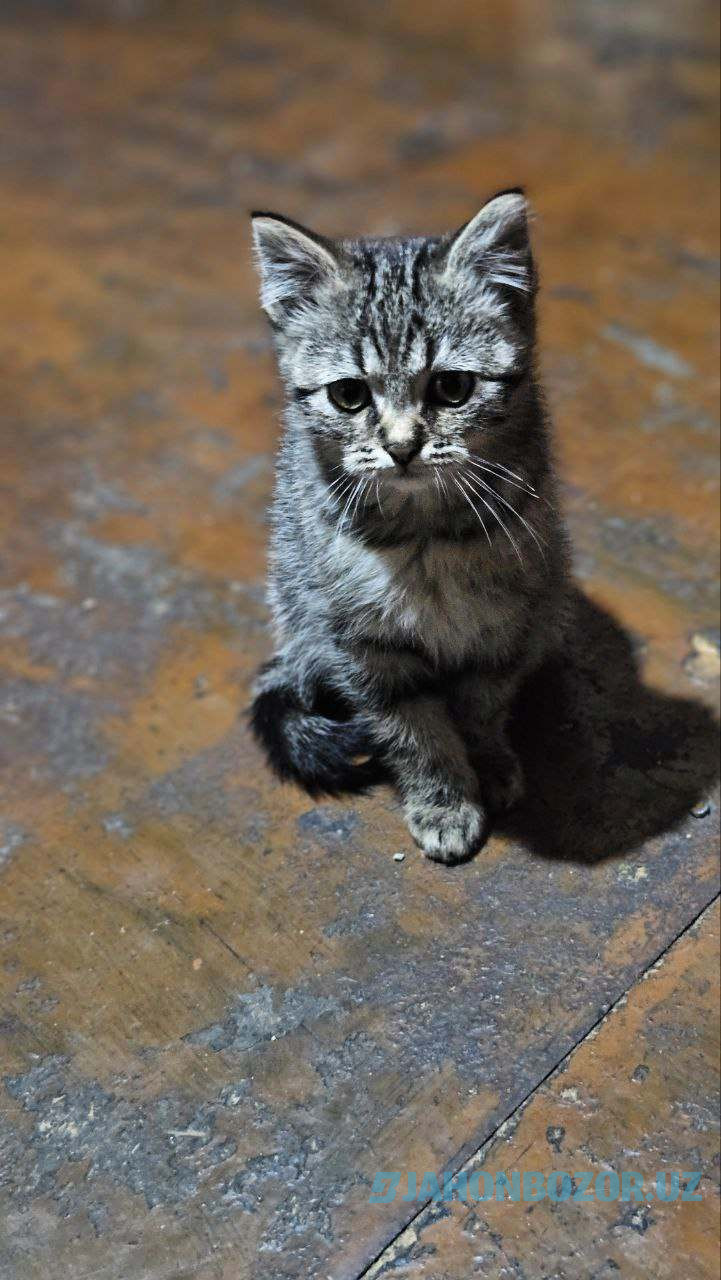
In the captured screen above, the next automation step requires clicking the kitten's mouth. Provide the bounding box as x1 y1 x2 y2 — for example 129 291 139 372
381 460 429 483
341 463 435 494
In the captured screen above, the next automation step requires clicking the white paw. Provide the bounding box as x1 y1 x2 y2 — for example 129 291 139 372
405 799 486 864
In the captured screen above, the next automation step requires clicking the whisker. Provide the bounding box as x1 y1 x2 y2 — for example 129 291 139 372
452 475 492 548
326 473 352 498
329 476 355 508
346 478 364 521
350 478 369 524
466 457 538 498
474 456 554 511
434 467 450 510
335 478 361 536
460 471 523 565
463 465 535 560
464 469 546 558
459 474 511 556
374 476 384 515
470 455 535 490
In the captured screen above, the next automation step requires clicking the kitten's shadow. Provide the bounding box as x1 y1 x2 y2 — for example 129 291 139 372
496 587 719 863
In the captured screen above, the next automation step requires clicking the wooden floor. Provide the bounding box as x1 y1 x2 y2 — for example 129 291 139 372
0 3 719 1278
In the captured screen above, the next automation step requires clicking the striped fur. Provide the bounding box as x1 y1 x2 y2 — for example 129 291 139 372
250 191 570 862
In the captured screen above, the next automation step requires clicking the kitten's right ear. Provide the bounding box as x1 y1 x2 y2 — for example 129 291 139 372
251 212 341 322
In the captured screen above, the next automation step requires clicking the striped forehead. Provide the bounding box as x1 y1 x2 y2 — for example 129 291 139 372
354 239 435 378
354 240 521 379
359 322 430 379
284 234 516 386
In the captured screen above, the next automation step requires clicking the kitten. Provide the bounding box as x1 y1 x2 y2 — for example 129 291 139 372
249 190 570 863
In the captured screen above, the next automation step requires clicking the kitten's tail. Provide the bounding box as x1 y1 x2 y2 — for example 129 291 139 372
249 663 384 797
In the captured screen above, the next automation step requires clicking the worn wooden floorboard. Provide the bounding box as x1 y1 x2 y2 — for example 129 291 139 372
367 899 721 1280
0 3 718 1278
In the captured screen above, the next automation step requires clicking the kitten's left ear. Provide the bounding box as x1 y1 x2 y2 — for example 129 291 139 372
251 211 342 323
442 189 535 298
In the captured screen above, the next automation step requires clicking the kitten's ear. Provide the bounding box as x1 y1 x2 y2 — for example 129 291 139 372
251 211 342 322
442 189 534 298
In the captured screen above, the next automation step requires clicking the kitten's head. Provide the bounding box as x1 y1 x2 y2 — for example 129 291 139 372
251 192 536 501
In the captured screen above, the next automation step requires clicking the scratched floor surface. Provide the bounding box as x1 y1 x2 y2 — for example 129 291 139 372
0 3 719 1279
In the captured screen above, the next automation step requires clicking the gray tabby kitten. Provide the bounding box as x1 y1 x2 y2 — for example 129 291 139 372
250 190 569 863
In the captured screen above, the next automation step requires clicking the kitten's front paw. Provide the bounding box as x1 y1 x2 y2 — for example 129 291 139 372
405 799 487 864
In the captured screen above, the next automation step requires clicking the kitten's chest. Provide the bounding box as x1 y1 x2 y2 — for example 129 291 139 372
328 534 515 661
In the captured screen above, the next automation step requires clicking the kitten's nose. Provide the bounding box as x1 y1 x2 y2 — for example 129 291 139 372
386 440 420 467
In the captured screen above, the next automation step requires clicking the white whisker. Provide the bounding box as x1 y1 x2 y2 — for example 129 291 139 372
350 478 369 523
326 472 352 499
335 478 362 538
329 476 355 508
471 455 534 489
463 469 546 558
452 475 492 547
460 471 523 565
347 480 361 522
463 471 535 565
466 456 537 498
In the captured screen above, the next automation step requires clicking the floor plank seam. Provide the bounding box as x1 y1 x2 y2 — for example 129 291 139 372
355 889 721 1279
200 919 252 972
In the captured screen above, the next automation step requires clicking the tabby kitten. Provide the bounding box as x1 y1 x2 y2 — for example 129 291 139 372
250 191 569 863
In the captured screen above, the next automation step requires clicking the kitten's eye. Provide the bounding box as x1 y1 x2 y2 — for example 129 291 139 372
327 378 371 414
427 370 475 407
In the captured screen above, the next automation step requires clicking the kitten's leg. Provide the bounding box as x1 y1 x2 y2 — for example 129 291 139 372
370 695 488 863
449 675 525 814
